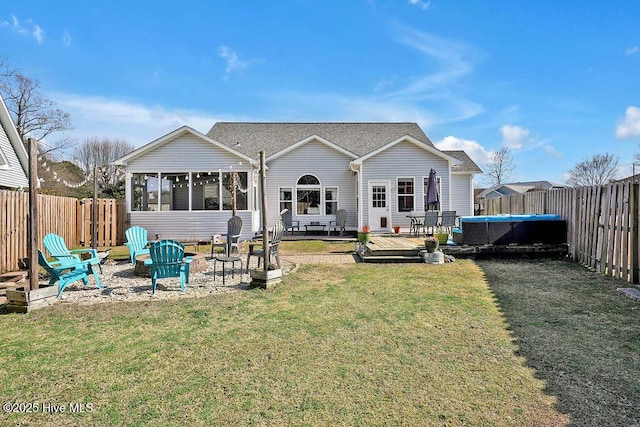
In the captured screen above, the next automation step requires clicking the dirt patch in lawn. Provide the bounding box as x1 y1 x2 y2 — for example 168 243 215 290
478 258 640 427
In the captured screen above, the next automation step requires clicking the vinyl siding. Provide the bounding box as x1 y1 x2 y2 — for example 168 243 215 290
450 174 474 217
129 211 253 241
361 141 449 230
0 127 28 189
126 134 244 172
266 139 357 230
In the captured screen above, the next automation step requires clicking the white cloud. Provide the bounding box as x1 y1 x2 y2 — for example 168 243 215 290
500 125 531 149
218 45 247 77
625 46 639 56
51 92 247 148
616 106 640 138
1 15 44 44
543 145 562 158
408 0 431 10
32 24 43 44
434 135 493 165
62 30 72 48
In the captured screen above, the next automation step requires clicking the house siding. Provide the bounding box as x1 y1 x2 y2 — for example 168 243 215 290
361 141 449 230
128 211 253 242
0 127 28 189
126 134 256 241
266 139 357 230
126 134 246 172
450 174 474 217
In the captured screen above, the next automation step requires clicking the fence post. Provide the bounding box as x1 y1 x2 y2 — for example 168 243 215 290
631 184 639 284
28 138 38 291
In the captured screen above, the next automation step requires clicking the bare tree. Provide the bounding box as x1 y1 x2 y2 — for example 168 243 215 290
485 147 516 185
73 137 135 198
566 153 619 186
0 72 72 151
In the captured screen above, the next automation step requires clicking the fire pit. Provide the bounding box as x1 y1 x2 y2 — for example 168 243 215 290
134 252 208 277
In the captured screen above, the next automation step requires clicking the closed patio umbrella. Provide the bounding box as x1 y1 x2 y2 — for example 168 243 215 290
426 168 439 210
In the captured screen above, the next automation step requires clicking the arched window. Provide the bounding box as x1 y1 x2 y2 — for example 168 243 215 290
297 174 321 215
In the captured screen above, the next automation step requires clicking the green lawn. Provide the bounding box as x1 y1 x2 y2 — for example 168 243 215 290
479 258 640 427
0 260 566 426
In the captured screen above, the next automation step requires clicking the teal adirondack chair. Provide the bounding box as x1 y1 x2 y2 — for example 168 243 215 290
38 249 103 298
125 226 152 265
144 240 192 294
43 233 103 274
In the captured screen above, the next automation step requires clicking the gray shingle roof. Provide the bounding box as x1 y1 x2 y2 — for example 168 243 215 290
444 150 483 173
207 122 434 158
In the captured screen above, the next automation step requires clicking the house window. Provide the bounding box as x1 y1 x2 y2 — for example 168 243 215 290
397 177 414 212
423 176 442 210
372 185 386 208
297 174 321 215
279 188 293 213
325 187 338 214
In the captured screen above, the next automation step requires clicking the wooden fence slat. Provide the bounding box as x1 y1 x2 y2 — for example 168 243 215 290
1 190 125 273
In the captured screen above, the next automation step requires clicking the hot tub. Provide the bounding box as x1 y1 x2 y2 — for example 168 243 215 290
457 214 567 245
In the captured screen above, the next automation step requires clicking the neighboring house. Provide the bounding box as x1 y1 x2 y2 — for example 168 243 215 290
475 180 567 214
477 181 567 200
114 123 482 240
0 94 28 189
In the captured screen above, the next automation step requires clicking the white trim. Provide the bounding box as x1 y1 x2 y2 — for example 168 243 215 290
267 134 358 162
396 176 415 213
367 180 392 231
0 95 28 181
278 186 293 213
0 146 9 169
325 185 339 215
296 173 322 216
114 126 258 167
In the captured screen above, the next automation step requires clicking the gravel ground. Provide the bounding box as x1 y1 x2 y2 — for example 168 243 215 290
2 254 356 308
51 257 295 305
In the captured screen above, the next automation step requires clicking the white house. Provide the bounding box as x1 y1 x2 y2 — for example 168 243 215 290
115 122 482 240
0 94 28 189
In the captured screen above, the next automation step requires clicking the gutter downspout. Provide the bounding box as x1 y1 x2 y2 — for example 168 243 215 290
349 161 362 230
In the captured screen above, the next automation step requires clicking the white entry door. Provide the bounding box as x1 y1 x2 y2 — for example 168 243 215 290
368 181 391 232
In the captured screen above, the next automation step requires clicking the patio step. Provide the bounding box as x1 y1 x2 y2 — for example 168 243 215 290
361 254 423 263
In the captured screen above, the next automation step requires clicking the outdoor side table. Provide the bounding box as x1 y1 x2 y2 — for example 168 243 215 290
304 223 326 235
213 256 242 286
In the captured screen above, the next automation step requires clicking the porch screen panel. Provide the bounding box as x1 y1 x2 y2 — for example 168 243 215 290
222 172 248 211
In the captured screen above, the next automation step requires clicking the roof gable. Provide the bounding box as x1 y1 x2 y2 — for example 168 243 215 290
0 94 28 186
351 135 460 166
266 134 358 162
114 126 257 166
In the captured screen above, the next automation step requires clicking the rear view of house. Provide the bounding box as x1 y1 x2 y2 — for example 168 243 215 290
115 122 481 239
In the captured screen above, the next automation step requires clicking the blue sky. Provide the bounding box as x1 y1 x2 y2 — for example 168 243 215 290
1 0 639 185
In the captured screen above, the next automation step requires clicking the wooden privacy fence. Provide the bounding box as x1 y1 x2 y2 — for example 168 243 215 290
484 182 639 284
0 190 125 273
